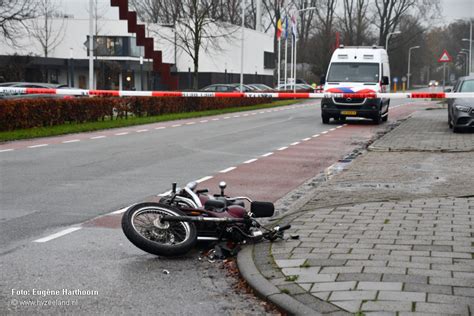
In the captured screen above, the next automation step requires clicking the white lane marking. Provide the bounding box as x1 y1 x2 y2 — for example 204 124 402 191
233 115 240 118
330 128 336 131
199 120 208 123
0 149 14 153
172 124 182 128
290 142 300 146
336 126 343 129
259 111 265 114
277 146 288 151
312 134 320 138
244 158 258 164
91 135 106 139
243 114 249 117
115 132 129 136
321 131 328 134
343 124 348 126
62 139 80 143
155 126 166 130
196 176 213 183
224 117 231 119
250 113 257 115
186 122 196 125
28 144 48 148
261 152 273 157
212 118 220 121
302 138 311 141
110 206 129 215
219 167 236 173
136 129 149 133
33 227 82 243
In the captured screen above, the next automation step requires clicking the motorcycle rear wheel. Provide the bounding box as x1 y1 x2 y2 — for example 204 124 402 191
122 202 197 257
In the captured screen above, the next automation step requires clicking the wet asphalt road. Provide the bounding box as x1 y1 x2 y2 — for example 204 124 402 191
0 98 428 314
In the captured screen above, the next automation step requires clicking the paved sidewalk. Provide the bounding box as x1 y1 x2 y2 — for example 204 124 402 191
238 108 474 315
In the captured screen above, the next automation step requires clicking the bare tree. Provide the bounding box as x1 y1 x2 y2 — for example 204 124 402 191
373 0 440 47
340 0 371 46
312 0 337 74
132 0 238 89
29 0 66 57
0 0 38 46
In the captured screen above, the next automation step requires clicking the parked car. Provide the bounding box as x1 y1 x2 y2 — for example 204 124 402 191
276 83 315 92
246 83 273 91
0 82 72 99
200 83 253 92
428 80 439 87
446 75 474 133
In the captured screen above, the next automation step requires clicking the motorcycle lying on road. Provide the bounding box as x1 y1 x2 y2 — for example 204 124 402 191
122 181 290 257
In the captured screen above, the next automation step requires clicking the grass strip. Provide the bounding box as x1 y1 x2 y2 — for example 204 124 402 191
0 99 299 142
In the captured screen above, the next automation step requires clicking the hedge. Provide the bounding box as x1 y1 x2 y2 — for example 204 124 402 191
0 96 270 131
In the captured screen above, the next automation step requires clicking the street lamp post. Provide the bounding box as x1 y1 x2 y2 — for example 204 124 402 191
293 6 316 93
385 31 401 50
459 51 469 75
407 45 420 90
461 19 473 74
88 0 94 89
240 0 245 92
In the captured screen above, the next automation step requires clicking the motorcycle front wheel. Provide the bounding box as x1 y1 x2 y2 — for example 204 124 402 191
122 202 197 257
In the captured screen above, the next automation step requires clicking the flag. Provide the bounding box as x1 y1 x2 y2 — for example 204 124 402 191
276 18 282 40
291 15 297 39
284 16 289 39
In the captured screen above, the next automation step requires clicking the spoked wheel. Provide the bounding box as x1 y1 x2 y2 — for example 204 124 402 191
122 202 197 257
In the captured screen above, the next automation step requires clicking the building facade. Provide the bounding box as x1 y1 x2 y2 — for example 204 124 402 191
0 11 275 91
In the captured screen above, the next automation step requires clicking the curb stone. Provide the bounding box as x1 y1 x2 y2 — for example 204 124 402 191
237 245 322 316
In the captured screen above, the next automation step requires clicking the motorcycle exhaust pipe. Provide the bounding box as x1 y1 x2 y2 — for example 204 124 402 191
160 215 246 223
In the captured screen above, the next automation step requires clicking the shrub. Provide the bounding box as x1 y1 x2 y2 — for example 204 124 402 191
0 96 271 131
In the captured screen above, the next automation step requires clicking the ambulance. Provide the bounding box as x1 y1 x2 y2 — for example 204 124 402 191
320 46 391 124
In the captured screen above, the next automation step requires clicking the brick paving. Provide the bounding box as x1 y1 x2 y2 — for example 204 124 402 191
370 108 474 152
256 109 474 315
274 198 473 314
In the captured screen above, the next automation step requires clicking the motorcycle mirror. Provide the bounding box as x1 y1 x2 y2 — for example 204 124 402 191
186 181 198 191
219 181 227 195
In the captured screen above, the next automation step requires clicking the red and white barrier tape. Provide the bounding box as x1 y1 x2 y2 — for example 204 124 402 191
0 87 473 99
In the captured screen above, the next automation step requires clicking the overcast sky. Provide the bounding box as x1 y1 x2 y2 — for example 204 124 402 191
63 0 473 25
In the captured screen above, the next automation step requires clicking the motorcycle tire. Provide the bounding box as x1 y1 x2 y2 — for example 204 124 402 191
122 202 197 257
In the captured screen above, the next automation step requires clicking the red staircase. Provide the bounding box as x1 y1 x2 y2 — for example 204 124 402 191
110 0 178 90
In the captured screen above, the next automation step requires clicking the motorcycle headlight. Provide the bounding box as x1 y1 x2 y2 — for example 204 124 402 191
455 105 471 112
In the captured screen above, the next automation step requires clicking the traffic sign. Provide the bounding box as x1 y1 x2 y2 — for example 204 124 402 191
393 77 398 83
402 76 407 82
438 49 452 63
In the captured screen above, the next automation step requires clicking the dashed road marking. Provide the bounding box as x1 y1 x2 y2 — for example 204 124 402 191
219 167 236 173
91 136 106 139
212 118 220 121
28 144 48 148
277 146 288 151
62 139 80 143
330 128 336 131
155 126 166 130
110 206 130 215
199 120 208 123
321 131 329 134
172 124 182 128
244 158 258 164
312 134 320 138
0 149 14 153
261 152 273 157
136 129 149 133
115 132 129 136
290 142 300 146
224 117 231 119
33 227 82 243
196 176 213 183
302 138 311 141
186 122 196 125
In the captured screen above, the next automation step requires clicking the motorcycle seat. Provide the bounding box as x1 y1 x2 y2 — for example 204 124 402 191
204 199 226 211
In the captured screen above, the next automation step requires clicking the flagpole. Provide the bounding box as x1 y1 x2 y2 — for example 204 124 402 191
294 38 297 93
284 35 288 87
277 38 281 89
290 34 294 90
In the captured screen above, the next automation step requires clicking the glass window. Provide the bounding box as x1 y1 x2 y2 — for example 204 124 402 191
327 63 380 83
459 80 474 92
